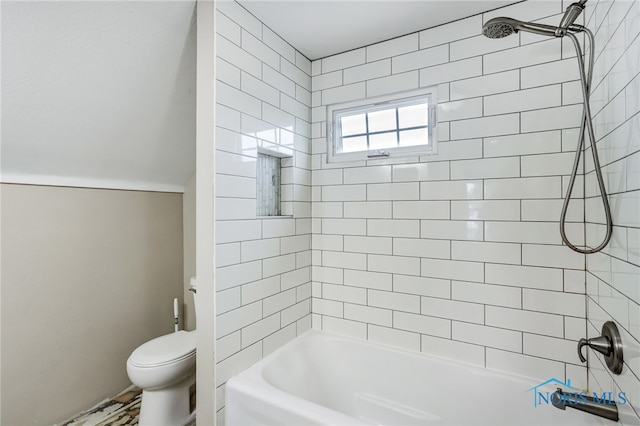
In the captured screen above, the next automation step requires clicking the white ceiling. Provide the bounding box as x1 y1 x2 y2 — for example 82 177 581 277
2 1 197 193
237 0 523 60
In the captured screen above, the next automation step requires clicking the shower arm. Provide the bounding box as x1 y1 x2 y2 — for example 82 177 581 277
516 21 585 37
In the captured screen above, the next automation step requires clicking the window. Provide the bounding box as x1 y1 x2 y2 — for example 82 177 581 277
327 87 438 163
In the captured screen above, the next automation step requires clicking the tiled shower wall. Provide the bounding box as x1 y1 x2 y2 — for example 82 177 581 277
214 1 312 420
583 0 640 423
310 0 593 388
213 0 639 423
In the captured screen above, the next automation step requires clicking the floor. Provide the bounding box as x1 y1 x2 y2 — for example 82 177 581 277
61 387 196 426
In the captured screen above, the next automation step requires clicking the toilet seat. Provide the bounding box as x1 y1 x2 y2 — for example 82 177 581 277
129 330 196 368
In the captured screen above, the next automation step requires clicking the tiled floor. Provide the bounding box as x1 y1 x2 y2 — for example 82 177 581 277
60 387 196 426
61 388 143 426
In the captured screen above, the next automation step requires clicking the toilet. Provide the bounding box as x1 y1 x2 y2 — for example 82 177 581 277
127 280 198 425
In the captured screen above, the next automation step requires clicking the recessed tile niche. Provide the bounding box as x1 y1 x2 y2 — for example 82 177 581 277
257 152 283 216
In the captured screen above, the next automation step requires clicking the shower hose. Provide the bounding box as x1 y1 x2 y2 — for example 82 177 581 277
560 27 613 254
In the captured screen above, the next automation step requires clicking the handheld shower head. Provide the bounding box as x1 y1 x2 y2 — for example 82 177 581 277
482 17 563 39
481 1 614 254
482 17 517 38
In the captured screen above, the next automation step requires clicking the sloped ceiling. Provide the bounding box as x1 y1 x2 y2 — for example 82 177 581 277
1 0 521 192
1 1 197 192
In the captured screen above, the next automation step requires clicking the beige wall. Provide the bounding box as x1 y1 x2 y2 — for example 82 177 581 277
0 184 184 425
183 174 196 331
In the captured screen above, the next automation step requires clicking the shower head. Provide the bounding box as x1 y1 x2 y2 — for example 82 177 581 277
482 17 563 39
482 17 519 38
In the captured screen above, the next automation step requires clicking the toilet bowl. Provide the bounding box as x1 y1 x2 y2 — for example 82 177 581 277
127 278 199 425
127 330 196 425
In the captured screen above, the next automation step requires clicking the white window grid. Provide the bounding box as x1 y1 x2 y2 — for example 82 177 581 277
327 86 438 163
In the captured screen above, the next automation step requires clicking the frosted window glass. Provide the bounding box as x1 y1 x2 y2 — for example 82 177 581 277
341 114 366 136
342 136 368 153
399 128 428 147
367 109 396 132
398 103 428 128
369 132 398 150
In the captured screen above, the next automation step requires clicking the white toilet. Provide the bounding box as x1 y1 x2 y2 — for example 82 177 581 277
127 280 198 425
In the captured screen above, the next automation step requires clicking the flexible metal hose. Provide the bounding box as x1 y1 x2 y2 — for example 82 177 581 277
560 28 613 253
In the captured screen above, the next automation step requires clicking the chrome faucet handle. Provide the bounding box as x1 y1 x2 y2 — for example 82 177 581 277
578 336 611 362
577 321 624 375
578 338 588 363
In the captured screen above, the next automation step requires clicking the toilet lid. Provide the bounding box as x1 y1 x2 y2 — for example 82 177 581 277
129 330 196 368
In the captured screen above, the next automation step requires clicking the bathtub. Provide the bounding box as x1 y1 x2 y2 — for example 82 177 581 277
225 330 612 425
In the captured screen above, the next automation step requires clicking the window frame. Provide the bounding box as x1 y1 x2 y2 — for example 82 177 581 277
326 86 438 163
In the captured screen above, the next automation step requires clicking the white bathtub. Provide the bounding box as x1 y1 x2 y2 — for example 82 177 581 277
226 330 613 425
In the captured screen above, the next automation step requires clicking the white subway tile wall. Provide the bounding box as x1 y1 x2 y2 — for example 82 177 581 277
583 0 640 423
215 0 640 423
309 0 637 409
215 2 312 422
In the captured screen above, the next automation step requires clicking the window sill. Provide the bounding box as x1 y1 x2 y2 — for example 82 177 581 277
256 215 294 219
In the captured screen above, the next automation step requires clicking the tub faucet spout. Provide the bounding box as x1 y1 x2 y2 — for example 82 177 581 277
551 388 618 422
